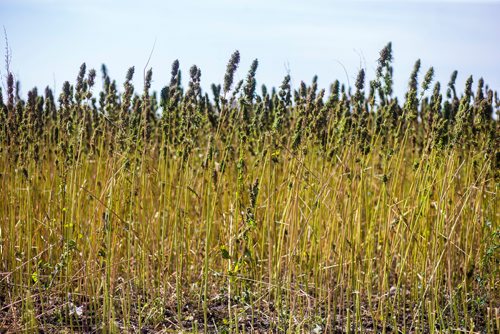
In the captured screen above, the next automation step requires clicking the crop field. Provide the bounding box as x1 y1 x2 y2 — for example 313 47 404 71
0 43 498 333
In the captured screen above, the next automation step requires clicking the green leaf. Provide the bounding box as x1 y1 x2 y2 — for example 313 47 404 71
220 246 230 260
31 271 38 283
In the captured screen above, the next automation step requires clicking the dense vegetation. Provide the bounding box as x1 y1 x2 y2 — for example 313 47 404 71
0 43 498 333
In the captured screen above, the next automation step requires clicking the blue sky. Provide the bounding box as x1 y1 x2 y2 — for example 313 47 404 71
1 0 499 100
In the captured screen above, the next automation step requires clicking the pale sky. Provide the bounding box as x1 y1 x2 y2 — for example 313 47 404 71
1 0 499 99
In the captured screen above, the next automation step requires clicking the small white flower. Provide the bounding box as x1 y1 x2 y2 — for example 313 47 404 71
312 324 322 334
